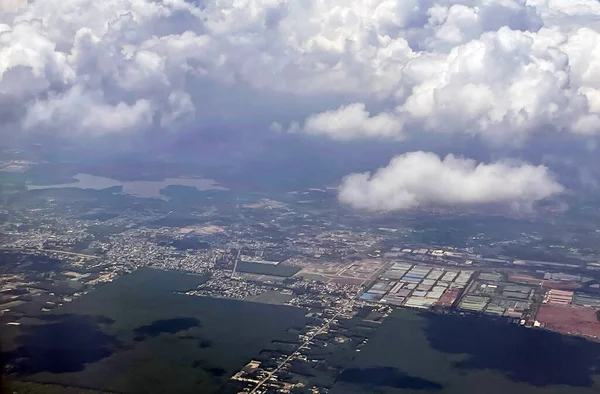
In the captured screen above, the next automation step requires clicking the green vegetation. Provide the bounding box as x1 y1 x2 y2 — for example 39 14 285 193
237 261 301 277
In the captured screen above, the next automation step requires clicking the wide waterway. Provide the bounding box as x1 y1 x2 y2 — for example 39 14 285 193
26 173 228 198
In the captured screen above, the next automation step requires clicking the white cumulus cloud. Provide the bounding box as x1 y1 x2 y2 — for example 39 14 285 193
302 103 403 140
338 151 564 211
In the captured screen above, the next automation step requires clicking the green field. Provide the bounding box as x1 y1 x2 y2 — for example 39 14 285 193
237 261 301 277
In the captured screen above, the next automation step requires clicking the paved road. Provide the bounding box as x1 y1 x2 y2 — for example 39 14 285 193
249 299 354 393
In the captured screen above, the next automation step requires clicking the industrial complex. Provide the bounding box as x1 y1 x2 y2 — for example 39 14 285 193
360 249 600 340
360 262 472 309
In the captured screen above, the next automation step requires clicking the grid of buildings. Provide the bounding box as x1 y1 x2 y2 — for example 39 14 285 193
360 262 473 309
457 273 536 319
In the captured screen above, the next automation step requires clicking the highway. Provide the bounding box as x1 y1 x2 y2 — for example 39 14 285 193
231 249 241 278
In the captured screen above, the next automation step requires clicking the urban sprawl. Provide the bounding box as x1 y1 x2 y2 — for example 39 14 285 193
2 166 600 393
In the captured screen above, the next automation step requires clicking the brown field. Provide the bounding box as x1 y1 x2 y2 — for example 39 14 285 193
337 259 388 279
508 274 542 285
327 277 364 286
436 288 460 307
541 280 582 290
536 304 600 339
295 259 388 285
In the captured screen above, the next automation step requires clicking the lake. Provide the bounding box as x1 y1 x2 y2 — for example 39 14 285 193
2 268 308 394
26 173 228 198
332 308 600 394
4 269 600 394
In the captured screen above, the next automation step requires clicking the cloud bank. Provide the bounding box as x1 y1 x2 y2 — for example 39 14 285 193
0 0 26 14
338 151 564 211
1 0 600 141
2 0 597 210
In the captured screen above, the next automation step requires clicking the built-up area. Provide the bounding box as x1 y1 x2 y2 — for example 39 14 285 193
359 247 600 340
3 163 600 393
